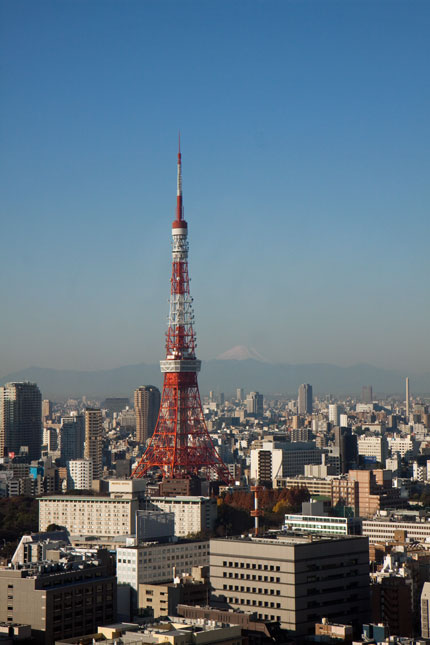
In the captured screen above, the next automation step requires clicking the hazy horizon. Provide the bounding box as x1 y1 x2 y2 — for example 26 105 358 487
1 1 429 376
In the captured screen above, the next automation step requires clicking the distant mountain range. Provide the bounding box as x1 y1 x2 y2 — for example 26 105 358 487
1 356 428 400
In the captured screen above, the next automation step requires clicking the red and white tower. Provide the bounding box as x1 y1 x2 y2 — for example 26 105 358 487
132 143 232 484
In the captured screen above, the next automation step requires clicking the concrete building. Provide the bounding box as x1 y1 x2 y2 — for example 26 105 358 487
138 567 209 618
67 458 93 490
11 530 70 566
0 549 116 645
150 496 217 537
210 534 369 636
84 408 103 479
298 384 312 415
134 386 161 444
0 382 42 460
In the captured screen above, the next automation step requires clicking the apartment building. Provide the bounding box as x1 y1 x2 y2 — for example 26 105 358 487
150 496 217 537
210 534 370 636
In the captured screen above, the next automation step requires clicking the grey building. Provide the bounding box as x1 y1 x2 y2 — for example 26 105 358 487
422 582 430 638
0 382 42 460
362 385 373 404
210 533 369 636
298 384 313 415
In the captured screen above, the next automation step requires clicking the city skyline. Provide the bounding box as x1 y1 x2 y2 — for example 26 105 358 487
1 0 429 376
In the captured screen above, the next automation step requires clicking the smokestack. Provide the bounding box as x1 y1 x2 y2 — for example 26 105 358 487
406 377 410 422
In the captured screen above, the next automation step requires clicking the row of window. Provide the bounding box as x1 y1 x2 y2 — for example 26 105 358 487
223 584 281 597
223 572 280 583
222 561 280 571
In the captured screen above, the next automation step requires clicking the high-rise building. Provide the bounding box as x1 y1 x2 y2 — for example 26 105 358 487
0 382 42 460
298 384 312 415
236 388 244 402
334 426 358 473
42 399 52 422
328 404 340 426
67 458 93 490
362 386 373 403
134 386 161 444
84 408 103 480
60 415 85 464
246 392 264 417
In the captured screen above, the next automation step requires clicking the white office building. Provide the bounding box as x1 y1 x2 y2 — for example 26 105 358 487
116 540 209 591
358 436 388 466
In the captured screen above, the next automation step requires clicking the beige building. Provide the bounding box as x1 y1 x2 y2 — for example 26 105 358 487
138 567 209 618
39 495 139 535
150 496 217 537
362 518 430 544
134 386 160 444
84 408 103 479
210 534 369 636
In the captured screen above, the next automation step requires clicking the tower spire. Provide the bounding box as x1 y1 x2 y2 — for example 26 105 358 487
176 133 183 222
132 144 232 484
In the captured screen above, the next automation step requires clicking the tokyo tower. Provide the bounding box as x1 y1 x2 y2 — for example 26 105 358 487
132 143 232 484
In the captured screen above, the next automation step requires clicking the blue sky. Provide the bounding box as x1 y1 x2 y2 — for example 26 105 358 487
1 0 429 375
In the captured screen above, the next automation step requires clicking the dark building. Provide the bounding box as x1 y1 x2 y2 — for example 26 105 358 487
334 426 358 474
134 386 161 444
372 576 413 637
101 397 129 416
60 415 85 465
0 382 42 461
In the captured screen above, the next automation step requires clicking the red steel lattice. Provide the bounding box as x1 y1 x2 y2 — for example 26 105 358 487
132 143 233 484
